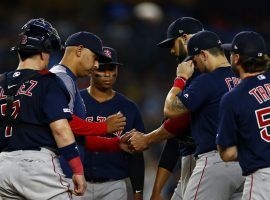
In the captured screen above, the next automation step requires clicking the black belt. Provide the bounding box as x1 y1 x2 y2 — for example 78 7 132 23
88 177 116 183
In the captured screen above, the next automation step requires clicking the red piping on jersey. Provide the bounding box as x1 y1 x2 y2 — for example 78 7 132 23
69 114 107 136
249 174 253 200
163 112 190 135
51 155 72 199
194 157 208 200
85 136 121 152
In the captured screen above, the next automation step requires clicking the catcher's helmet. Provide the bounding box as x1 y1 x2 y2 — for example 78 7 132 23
11 18 62 53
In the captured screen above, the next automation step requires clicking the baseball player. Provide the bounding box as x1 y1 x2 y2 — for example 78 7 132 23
217 31 270 200
80 46 145 200
129 17 204 200
163 30 244 200
0 18 86 199
154 17 203 200
50 32 127 180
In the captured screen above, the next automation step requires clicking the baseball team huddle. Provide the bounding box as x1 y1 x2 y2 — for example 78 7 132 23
0 16 269 200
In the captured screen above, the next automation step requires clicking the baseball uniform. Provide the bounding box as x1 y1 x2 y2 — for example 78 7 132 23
178 66 244 200
0 70 72 200
80 90 145 200
217 31 269 200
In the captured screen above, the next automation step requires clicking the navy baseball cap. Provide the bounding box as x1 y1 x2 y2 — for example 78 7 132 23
65 31 111 62
158 17 204 48
221 31 266 57
184 30 222 62
99 47 123 66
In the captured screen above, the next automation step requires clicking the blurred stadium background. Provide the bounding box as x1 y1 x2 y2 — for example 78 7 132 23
0 0 269 199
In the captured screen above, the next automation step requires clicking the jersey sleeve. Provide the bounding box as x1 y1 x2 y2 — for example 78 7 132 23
163 113 190 135
216 93 238 147
85 136 121 152
42 78 72 123
69 114 107 136
55 73 76 113
158 138 180 172
178 74 216 112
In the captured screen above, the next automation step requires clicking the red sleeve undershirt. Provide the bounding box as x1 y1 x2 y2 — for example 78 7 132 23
163 112 191 135
69 114 121 152
85 136 121 152
69 114 107 136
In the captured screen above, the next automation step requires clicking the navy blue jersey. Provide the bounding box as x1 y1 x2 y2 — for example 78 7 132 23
50 64 87 178
80 89 145 180
0 69 71 152
178 67 239 156
179 69 200 156
217 72 270 176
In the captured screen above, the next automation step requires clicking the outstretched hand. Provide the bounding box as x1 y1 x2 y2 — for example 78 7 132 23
128 131 149 152
119 129 136 153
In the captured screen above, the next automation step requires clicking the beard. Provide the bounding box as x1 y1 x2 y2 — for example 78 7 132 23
231 64 240 77
176 41 188 63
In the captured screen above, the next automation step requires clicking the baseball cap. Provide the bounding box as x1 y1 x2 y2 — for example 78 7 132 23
65 31 111 62
221 31 266 57
99 47 123 66
183 30 222 62
157 17 204 48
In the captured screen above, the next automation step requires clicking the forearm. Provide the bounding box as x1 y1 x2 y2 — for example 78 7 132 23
69 114 107 136
50 119 76 147
145 126 175 145
152 167 171 194
50 119 83 175
217 145 238 162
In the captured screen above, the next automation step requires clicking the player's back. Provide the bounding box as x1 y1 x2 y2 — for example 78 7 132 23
0 69 69 152
222 71 270 175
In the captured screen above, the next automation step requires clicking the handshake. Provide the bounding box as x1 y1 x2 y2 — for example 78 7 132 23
119 129 150 153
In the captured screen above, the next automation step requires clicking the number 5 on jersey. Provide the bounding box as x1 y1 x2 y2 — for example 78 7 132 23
255 106 270 142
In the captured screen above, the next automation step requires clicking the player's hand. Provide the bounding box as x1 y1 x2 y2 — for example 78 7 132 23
128 131 149 152
134 192 143 200
176 60 194 80
106 112 126 133
150 192 164 200
72 174 87 196
119 129 136 153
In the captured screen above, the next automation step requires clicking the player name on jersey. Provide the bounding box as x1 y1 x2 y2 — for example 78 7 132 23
225 77 240 91
0 80 38 100
249 77 270 104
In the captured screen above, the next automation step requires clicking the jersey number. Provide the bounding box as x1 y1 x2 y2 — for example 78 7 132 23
0 100 20 137
255 106 270 142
